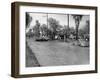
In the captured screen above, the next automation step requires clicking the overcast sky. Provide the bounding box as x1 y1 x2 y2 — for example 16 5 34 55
69 15 89 29
26 12 89 31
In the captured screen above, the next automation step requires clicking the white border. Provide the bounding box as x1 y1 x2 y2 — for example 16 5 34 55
20 6 95 74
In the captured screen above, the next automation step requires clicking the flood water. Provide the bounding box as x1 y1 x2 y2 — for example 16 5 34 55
26 38 89 67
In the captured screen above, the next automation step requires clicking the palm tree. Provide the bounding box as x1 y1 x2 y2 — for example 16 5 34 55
26 13 32 28
72 15 83 40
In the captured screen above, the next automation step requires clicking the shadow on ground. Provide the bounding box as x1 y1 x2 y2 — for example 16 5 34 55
26 43 40 67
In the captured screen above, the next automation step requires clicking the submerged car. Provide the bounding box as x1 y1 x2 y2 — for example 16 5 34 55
72 39 89 47
78 39 89 47
35 36 49 41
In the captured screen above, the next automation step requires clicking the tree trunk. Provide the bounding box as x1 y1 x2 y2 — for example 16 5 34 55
64 35 66 42
76 25 79 40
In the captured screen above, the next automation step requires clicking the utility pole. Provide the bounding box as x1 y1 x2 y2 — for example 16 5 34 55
67 14 69 40
47 13 48 37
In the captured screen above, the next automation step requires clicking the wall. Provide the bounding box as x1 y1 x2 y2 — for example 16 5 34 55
0 0 99 80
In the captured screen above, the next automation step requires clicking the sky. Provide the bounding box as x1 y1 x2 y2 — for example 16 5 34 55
48 13 68 26
29 13 47 27
26 12 90 32
69 15 90 29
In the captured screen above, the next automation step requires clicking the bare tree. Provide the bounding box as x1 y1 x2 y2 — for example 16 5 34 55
48 18 59 40
33 20 41 38
40 24 48 37
62 25 69 42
